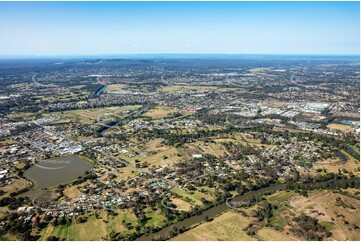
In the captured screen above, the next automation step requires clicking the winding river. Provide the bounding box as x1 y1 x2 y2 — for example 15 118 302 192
137 183 285 240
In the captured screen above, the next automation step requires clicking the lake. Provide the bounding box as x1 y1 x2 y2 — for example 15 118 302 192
24 155 93 189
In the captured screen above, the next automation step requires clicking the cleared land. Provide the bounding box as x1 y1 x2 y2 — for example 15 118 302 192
314 150 359 175
328 124 354 133
143 106 178 120
249 67 270 73
40 210 138 240
105 84 127 92
257 227 296 241
171 211 255 241
264 190 360 241
46 105 140 124
160 85 219 93
0 178 31 198
170 197 192 211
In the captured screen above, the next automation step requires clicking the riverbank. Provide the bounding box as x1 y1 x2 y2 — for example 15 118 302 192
137 178 359 241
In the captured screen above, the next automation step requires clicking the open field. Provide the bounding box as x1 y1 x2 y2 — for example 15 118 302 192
114 167 139 181
126 145 180 168
170 197 192 211
7 112 35 120
314 150 359 175
0 178 31 198
71 215 107 240
63 186 82 199
145 209 166 227
262 189 360 241
0 233 18 241
266 190 360 241
104 84 127 92
0 139 17 146
267 191 298 204
70 85 86 89
105 210 138 235
143 106 178 119
185 141 229 158
40 210 138 240
249 67 270 73
327 124 354 133
46 105 140 124
171 211 255 241
145 138 168 152
172 187 203 206
159 85 219 93
40 215 106 241
257 227 296 241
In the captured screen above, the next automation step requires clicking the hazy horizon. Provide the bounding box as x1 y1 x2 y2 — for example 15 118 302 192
0 1 359 56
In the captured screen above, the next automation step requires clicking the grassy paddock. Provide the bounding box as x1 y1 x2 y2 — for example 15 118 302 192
170 211 255 241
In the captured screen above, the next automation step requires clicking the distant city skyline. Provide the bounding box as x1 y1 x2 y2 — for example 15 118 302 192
0 1 359 56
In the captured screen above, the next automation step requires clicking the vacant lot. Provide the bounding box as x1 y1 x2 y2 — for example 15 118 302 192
170 197 192 211
257 227 296 241
160 85 218 93
105 84 127 92
328 124 354 133
287 190 360 241
249 67 270 73
171 211 255 241
40 210 138 240
114 167 139 181
63 186 82 199
187 141 229 158
46 105 140 124
172 187 203 206
144 106 178 120
314 151 359 175
0 178 31 198
125 145 180 168
262 189 360 241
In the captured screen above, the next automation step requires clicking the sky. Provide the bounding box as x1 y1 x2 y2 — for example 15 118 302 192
0 1 359 56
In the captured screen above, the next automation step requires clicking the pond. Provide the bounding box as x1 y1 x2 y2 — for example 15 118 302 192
24 155 93 190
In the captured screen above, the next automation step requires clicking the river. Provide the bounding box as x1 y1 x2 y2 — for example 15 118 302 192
137 183 285 240
137 177 359 240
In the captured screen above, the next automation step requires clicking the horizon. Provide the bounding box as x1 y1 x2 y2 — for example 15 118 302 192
0 53 360 60
0 1 359 56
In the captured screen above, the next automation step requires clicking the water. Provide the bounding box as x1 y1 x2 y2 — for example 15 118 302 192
95 85 107 96
24 155 93 190
137 183 285 241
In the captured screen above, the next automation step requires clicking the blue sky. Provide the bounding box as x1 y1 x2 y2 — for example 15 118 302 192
0 1 359 56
